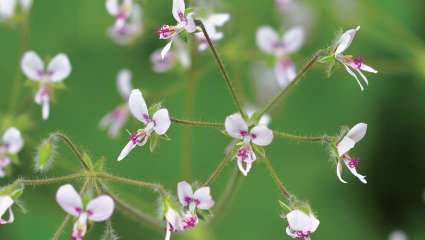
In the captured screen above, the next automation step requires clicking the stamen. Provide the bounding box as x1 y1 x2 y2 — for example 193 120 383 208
158 25 176 39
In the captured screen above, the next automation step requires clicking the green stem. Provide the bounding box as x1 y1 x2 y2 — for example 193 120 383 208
171 117 223 129
49 132 91 170
263 157 291 199
257 50 326 118
20 173 83 186
195 19 248 120
273 131 336 143
204 149 234 186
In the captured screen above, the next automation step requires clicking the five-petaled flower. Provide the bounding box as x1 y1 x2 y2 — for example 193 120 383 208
117 89 171 161
164 207 198 240
0 194 15 225
21 51 72 120
336 123 368 184
195 13 230 51
225 113 273 176
56 184 114 240
100 69 133 138
334 26 378 91
256 26 304 88
0 128 24 178
106 0 133 30
151 38 191 73
285 209 320 240
108 2 142 45
0 0 32 19
158 0 197 59
177 181 214 213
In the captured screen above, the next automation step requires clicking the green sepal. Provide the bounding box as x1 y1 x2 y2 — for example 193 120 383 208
148 103 162 115
0 181 25 200
34 139 55 172
252 144 266 160
149 134 159 153
196 208 213 221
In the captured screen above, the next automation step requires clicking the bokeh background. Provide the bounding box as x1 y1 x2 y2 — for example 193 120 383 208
1 0 424 239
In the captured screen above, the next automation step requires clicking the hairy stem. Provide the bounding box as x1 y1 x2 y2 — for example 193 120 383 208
171 117 224 129
20 173 83 186
204 149 234 186
49 132 91 170
195 19 248 120
263 157 292 199
273 131 336 143
257 50 326 118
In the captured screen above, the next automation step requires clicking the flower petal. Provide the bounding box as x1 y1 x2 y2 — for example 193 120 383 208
177 181 193 207
185 13 196 33
207 13 230 27
256 26 279 54
117 69 133 99
336 160 348 183
237 159 252 176
161 41 174 60
172 0 185 23
19 0 33 11
360 63 378 73
21 51 44 81
336 136 355 157
224 113 248 140
343 64 364 91
0 0 17 18
151 48 175 73
56 184 83 216
286 210 312 232
274 59 296 89
117 140 137 161
335 26 360 55
2 127 24 154
282 26 304 54
106 0 119 15
343 160 367 184
346 123 368 144
47 53 72 82
251 125 273 146
0 196 14 221
194 187 214 210
310 214 320 232
128 89 149 124
87 195 115 222
41 98 50 121
152 109 171 135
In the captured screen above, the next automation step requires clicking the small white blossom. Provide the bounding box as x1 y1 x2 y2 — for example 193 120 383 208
177 181 214 212
195 13 230 51
106 0 133 30
21 51 72 120
151 38 191 73
108 3 142 46
56 184 114 240
0 195 14 224
334 26 378 91
0 128 24 178
285 209 320 240
336 123 368 184
164 208 198 240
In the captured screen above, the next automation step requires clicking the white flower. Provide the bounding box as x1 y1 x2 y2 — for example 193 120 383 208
0 0 32 19
108 3 142 46
158 0 197 59
336 123 368 184
151 38 191 73
285 209 320 240
256 26 304 88
225 113 273 176
117 89 171 161
0 195 14 225
0 128 24 178
106 0 133 30
334 26 378 91
164 208 198 240
21 51 71 120
177 181 214 212
388 230 408 240
195 13 230 51
100 69 133 138
56 184 114 240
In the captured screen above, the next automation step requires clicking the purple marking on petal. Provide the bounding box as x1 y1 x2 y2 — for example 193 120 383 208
178 11 187 23
239 130 248 137
87 209 94 216
295 230 311 239
158 25 176 39
182 215 197 229
184 196 193 205
353 56 364 69
347 158 360 168
75 208 83 214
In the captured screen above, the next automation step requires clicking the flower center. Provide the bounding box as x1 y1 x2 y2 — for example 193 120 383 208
182 215 197 229
352 56 364 69
295 230 311 239
237 146 254 162
129 130 146 144
158 25 176 39
347 158 360 168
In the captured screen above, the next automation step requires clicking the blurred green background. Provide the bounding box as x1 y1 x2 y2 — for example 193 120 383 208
1 0 424 239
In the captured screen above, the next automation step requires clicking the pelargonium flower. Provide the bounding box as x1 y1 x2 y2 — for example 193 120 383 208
100 69 133 138
158 0 197 59
195 13 230 51
21 51 72 120
151 38 191 73
336 123 368 184
256 26 304 88
106 0 133 30
0 128 24 178
0 0 32 19
285 209 320 240
108 3 142 46
117 89 171 161
56 184 114 240
225 113 273 176
334 26 378 91
177 181 214 212
0 195 14 224
164 208 198 240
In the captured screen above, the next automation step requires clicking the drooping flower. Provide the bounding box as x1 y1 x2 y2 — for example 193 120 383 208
336 123 368 184
106 0 133 30
0 195 14 224
285 209 320 240
177 181 214 212
225 113 273 176
195 13 230 51
164 208 198 240
0 128 24 178
56 184 114 240
256 26 304 88
158 0 197 59
117 89 171 161
21 51 72 120
100 69 132 138
334 26 378 91
0 0 32 19
151 38 191 73
108 2 142 46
